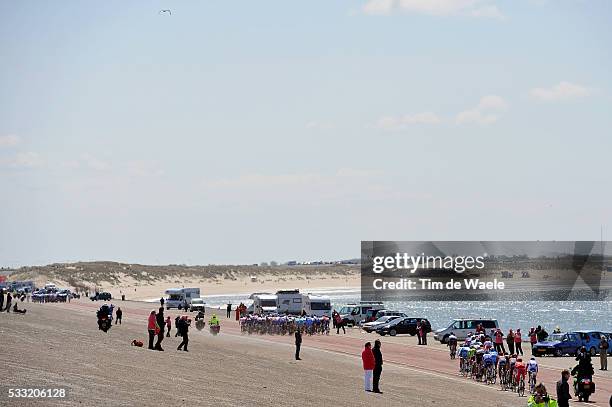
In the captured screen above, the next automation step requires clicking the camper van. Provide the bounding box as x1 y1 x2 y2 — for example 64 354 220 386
304 295 332 317
276 289 306 315
339 301 385 327
164 287 201 309
250 293 278 315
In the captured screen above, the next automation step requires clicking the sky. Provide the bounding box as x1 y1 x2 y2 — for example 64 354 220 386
1 0 611 267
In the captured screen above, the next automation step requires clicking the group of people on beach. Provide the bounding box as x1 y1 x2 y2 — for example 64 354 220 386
0 289 27 314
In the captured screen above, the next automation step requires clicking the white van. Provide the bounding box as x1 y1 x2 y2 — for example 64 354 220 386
338 302 384 327
305 295 332 317
164 287 201 309
434 318 500 343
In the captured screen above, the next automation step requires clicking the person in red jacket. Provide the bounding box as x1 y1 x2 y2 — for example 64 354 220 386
362 342 375 392
147 310 157 350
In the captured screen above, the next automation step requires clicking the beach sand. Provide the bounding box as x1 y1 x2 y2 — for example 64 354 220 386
3 299 611 406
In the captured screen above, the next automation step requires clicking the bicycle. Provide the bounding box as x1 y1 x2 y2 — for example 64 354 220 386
517 374 525 397
528 371 537 394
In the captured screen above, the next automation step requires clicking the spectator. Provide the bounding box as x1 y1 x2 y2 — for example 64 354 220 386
147 310 157 350
515 328 523 355
362 342 375 392
419 321 428 345
177 316 190 351
295 328 302 360
599 335 608 371
506 329 515 355
416 321 422 345
373 340 383 394
334 312 345 334
529 327 538 350
175 316 181 337
494 328 506 353
155 307 165 351
165 316 172 337
115 307 123 325
0 289 4 311
226 303 232 318
556 369 572 407
5 293 12 313
160 297 165 307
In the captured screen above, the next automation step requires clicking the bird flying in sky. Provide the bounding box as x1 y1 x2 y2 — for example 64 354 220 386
159 9 172 15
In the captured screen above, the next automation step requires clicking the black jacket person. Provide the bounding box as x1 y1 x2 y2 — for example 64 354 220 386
373 340 383 393
177 317 190 351
295 329 302 360
155 307 165 351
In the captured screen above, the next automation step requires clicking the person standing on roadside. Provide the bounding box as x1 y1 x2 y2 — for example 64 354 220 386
115 307 122 325
506 329 515 355
147 310 157 350
5 292 11 313
0 289 4 311
556 369 572 407
495 328 505 353
155 307 165 351
175 316 181 337
177 316 190 351
362 342 375 392
295 327 302 360
515 328 523 356
165 316 172 337
599 335 609 371
226 303 232 318
416 321 422 345
160 297 165 308
373 340 383 394
334 312 345 334
529 327 538 351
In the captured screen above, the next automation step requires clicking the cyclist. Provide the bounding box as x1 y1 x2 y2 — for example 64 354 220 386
498 352 507 382
527 356 539 392
509 353 518 386
448 332 458 358
514 356 527 389
483 350 496 380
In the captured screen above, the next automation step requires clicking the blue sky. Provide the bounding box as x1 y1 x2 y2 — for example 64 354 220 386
1 0 611 266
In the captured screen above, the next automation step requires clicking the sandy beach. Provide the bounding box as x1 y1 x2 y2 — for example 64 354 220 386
2 299 611 407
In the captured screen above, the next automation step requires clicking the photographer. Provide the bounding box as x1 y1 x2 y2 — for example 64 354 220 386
527 383 558 407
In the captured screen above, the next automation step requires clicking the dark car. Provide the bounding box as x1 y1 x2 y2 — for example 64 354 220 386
532 332 582 357
376 317 432 337
90 292 112 301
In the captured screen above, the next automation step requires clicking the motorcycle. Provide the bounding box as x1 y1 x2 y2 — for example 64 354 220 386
195 319 206 331
209 324 220 336
96 306 112 333
574 377 595 402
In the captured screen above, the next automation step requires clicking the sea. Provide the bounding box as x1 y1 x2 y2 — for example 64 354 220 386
189 287 612 334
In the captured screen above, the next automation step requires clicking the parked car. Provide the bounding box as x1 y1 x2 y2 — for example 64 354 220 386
434 318 499 343
532 332 582 357
90 292 112 301
362 315 404 333
573 330 608 356
364 309 407 324
376 317 431 337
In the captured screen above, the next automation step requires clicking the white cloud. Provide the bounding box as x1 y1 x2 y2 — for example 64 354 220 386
530 81 592 102
0 134 20 148
456 94 508 125
377 112 441 130
362 0 504 19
